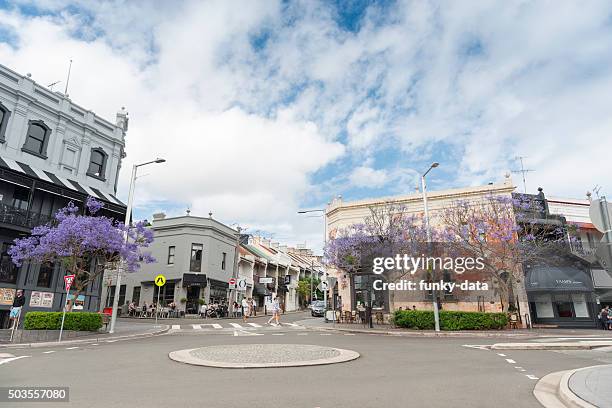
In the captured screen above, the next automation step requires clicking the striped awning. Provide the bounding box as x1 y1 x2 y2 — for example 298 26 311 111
0 155 125 206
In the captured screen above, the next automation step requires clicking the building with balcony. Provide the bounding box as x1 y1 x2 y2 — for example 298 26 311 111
0 63 127 327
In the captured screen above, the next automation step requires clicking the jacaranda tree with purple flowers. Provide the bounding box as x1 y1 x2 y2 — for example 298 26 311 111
9 197 155 311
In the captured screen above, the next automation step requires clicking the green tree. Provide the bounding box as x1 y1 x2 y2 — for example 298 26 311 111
297 277 322 307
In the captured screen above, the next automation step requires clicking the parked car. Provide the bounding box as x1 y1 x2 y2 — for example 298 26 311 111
311 300 326 317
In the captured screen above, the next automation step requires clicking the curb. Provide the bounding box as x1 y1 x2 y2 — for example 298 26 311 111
534 366 603 408
491 342 611 351
307 325 534 338
0 325 170 349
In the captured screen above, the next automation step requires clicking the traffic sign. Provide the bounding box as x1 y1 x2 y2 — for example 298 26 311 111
318 281 329 291
229 277 236 289
155 274 166 287
237 278 247 291
64 275 75 292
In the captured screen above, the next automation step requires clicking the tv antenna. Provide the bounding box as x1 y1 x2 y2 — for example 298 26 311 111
511 156 535 193
47 81 61 91
592 185 602 198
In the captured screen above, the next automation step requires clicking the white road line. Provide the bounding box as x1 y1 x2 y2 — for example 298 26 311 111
320 333 332 336
42 351 56 354
497 353 506 357
233 329 263 336
191 324 202 330
297 333 308 336
106 340 117 343
171 325 181 330
65 347 79 350
203 323 223 329
462 345 491 350
247 323 262 328
344 334 356 336
281 322 302 328
271 333 285 336
525 375 539 380
91 344 99 346
229 323 244 329
505 359 516 364
0 356 30 365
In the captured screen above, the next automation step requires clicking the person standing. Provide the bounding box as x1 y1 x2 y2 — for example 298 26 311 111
600 307 609 330
252 297 257 316
9 290 25 329
242 297 249 322
267 296 281 326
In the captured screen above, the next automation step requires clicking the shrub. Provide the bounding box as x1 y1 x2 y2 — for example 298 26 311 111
24 312 103 331
393 310 508 331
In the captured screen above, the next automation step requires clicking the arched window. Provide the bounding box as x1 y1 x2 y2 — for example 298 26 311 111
0 103 10 142
22 120 51 157
87 148 107 179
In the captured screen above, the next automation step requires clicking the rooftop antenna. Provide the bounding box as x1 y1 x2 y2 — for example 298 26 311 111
63 59 73 96
593 185 602 198
47 80 61 91
511 156 535 193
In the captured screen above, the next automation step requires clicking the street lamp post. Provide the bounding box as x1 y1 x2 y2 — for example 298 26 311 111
421 162 440 332
297 208 328 312
108 158 166 334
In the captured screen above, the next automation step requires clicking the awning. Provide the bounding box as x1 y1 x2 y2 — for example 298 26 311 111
0 156 125 206
141 278 181 285
182 273 207 287
526 266 593 292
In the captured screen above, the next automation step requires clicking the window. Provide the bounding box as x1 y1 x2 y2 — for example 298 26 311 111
87 148 107 179
36 263 54 288
190 244 203 272
0 243 18 284
11 186 30 210
153 282 175 306
132 286 141 305
118 284 127 306
22 121 50 157
221 252 227 270
167 246 175 265
0 103 9 142
105 284 126 306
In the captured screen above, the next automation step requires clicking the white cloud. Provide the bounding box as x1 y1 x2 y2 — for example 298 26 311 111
349 166 389 188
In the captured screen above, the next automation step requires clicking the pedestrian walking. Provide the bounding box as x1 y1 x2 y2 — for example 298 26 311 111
9 289 25 329
242 297 249 322
600 307 609 330
267 296 281 326
252 297 257 316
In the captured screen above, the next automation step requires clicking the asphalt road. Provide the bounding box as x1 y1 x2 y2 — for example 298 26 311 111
1 312 609 408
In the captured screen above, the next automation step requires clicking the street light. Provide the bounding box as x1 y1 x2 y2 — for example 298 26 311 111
297 208 328 312
421 162 441 332
109 158 166 334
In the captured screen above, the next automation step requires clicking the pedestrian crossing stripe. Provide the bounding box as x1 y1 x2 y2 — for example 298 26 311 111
169 322 305 331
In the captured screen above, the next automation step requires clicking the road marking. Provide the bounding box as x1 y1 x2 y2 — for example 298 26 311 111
525 374 539 380
319 333 332 336
191 324 202 330
171 325 181 330
42 351 56 354
229 323 243 329
233 329 263 337
282 322 303 328
0 356 30 365
505 359 516 364
91 344 99 346
203 323 223 329
106 340 117 343
271 333 285 336
247 323 262 328
496 353 506 357
462 345 491 350
297 333 308 336
65 347 79 350
0 353 15 358
344 333 356 336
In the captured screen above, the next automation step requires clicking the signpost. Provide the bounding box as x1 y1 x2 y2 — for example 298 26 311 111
259 277 273 284
228 277 236 289
59 274 75 342
155 274 166 326
237 278 247 291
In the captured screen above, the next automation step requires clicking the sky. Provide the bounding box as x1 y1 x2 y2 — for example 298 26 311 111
0 0 611 252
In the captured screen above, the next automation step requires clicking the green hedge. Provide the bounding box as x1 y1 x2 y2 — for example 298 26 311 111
23 312 103 331
394 310 508 331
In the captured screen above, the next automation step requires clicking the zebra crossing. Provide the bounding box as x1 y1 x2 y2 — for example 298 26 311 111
169 321 305 333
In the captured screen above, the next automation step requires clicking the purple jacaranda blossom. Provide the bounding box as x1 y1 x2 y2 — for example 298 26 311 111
9 198 155 310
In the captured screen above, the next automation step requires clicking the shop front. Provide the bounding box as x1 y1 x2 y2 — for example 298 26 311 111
183 273 206 314
208 279 229 305
592 268 612 308
526 265 597 328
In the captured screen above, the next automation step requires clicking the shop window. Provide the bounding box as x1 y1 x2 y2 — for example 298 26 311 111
132 286 141 305
153 282 175 306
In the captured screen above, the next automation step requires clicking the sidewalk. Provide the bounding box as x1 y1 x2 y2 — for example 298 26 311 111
299 319 612 339
535 364 612 408
0 320 169 349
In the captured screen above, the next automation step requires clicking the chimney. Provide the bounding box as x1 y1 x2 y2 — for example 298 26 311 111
152 212 166 221
116 107 129 132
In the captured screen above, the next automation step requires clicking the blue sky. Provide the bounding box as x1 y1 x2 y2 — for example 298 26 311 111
1 0 612 250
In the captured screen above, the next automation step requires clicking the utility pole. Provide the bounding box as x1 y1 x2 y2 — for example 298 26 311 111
231 226 242 307
421 162 440 332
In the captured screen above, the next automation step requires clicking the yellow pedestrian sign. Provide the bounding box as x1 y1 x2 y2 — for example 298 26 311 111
155 274 166 287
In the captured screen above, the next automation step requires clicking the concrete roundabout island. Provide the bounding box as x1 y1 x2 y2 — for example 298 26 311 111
168 344 360 369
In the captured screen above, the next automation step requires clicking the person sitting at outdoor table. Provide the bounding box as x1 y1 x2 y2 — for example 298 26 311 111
128 301 136 316
140 302 148 317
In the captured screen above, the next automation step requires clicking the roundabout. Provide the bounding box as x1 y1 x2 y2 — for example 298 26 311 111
168 343 360 368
